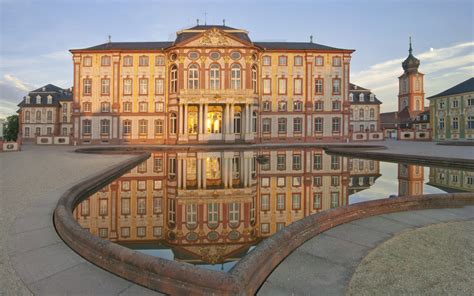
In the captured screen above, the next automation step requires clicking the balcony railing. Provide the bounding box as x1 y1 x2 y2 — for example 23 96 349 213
179 88 257 98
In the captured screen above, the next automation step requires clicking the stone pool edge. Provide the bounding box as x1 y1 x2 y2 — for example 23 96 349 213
53 148 474 295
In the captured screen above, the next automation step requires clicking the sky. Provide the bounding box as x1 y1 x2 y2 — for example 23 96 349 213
0 0 473 118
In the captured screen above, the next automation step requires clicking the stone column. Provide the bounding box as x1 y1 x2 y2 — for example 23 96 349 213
228 158 233 188
182 158 187 189
177 157 182 189
197 156 202 189
178 104 183 136
198 104 203 134
202 158 207 189
225 104 230 135
222 155 228 188
204 104 208 134
230 104 235 134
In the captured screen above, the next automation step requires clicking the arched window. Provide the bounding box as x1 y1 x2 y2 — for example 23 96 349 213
25 111 30 122
36 110 41 121
252 65 258 93
210 64 220 90
416 99 420 111
359 93 364 101
231 64 241 89
186 204 197 229
188 64 199 89
170 65 178 93
359 109 364 119
170 113 177 134
228 202 240 228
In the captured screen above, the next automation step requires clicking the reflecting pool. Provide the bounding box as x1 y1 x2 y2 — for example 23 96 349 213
73 148 473 271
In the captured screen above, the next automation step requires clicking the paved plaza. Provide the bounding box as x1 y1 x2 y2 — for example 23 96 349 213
0 142 472 295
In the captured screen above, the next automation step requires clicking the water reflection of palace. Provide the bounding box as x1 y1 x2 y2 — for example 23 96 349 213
74 149 382 265
428 167 474 193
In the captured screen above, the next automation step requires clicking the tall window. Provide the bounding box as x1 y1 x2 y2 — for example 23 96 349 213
292 154 301 170
83 79 92 95
261 195 270 211
277 155 286 170
170 113 177 134
154 79 164 95
100 119 110 135
123 120 132 135
315 78 323 95
277 193 285 210
315 56 324 66
278 118 287 134
468 116 474 129
252 111 257 133
83 56 92 66
332 78 341 95
294 78 302 95
188 64 199 89
439 118 445 129
293 118 302 133
252 65 258 93
278 55 287 66
82 120 91 135
139 102 148 113
294 56 303 66
155 120 163 134
155 56 165 66
83 102 92 112
186 204 197 228
262 56 271 66
331 156 340 170
25 111 30 122
313 193 322 209
123 79 132 95
292 193 301 210
139 78 148 95
370 108 375 119
359 109 364 119
234 112 241 134
139 119 148 134
101 102 110 112
331 192 339 208
263 78 271 94
208 203 219 228
314 118 323 133
47 110 52 122
452 117 459 129
210 64 220 90
228 203 240 227
123 102 132 112
262 118 271 133
332 101 341 111
314 101 324 111
313 154 322 170
278 78 287 95
231 64 241 89
332 56 341 66
101 79 110 95
123 56 133 66
36 110 41 121
170 65 178 93
332 117 341 133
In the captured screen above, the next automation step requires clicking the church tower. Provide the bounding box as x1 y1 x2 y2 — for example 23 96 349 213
398 38 425 113
398 163 424 196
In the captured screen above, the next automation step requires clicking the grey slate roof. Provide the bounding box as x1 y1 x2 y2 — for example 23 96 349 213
78 42 173 51
18 84 72 107
253 41 351 51
426 77 474 100
349 83 382 104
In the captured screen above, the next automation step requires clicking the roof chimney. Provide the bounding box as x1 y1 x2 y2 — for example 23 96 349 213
196 18 200 25
108 35 112 43
223 19 226 26
310 35 313 43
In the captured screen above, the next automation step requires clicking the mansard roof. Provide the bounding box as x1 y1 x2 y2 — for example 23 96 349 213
349 83 382 104
18 84 72 107
426 77 474 100
79 42 173 51
254 41 352 51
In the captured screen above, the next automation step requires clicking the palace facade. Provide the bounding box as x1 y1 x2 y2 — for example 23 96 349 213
69 24 354 145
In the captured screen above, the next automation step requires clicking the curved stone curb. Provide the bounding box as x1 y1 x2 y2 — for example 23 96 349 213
53 149 474 295
324 147 474 171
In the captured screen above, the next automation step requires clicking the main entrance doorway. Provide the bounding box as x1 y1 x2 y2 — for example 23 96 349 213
207 106 223 140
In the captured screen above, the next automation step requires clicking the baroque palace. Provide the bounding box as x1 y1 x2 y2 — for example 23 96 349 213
67 24 355 145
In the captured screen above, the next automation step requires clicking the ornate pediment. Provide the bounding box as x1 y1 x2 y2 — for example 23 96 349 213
200 28 229 47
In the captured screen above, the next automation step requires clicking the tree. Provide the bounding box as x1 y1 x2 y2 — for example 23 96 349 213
4 115 19 141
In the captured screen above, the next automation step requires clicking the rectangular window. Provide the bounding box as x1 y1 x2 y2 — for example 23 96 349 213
293 118 302 133
313 176 322 186
439 118 445 129
293 176 301 186
331 192 339 208
207 203 218 227
123 79 132 95
155 120 164 134
277 193 285 210
331 156 340 170
332 118 341 133
123 102 132 112
83 56 92 67
153 197 162 213
278 118 287 134
278 55 287 66
332 56 341 66
278 101 287 111
332 101 341 110
139 102 148 113
452 100 459 108
139 120 148 134
313 154 322 170
294 78 303 95
122 120 132 135
154 227 163 237
82 120 91 135
83 79 92 95
452 117 459 129
262 118 271 134
262 56 271 66
99 199 108 216
263 78 271 94
315 56 324 66
313 193 322 209
137 198 146 215
315 79 323 95
314 118 323 133
137 227 146 237
314 101 324 111
277 154 286 170
155 56 165 66
101 79 110 95
261 177 270 187
467 98 474 106
101 56 110 66
468 116 474 129
278 78 287 95
332 79 341 95
277 177 285 187
99 228 108 238
294 56 303 66
331 176 340 186
261 194 270 211
121 198 130 215
139 78 148 95
81 199 90 216
120 227 130 238
139 56 149 66
261 223 270 234
154 157 163 172
123 56 133 67
292 154 301 170
292 193 301 210
100 120 110 134
155 79 164 95
262 101 271 111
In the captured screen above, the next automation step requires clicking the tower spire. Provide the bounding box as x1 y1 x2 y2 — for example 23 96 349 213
409 36 412 54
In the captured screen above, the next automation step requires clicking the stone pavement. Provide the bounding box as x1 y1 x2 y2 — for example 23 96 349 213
258 206 474 295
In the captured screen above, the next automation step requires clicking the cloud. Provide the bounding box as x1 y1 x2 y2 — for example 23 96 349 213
0 74 36 118
352 41 474 112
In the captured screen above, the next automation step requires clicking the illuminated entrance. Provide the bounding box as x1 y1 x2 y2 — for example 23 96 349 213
207 106 223 140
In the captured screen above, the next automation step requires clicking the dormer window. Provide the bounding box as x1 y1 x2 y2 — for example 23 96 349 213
359 93 364 101
36 95 41 104
349 93 354 102
370 94 375 102
26 96 30 104
47 95 52 104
